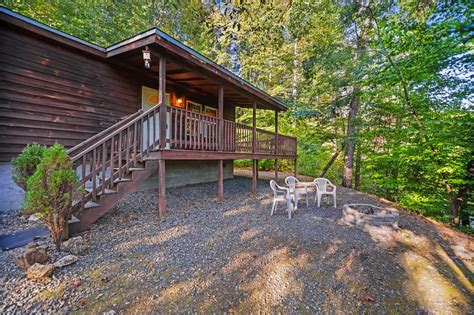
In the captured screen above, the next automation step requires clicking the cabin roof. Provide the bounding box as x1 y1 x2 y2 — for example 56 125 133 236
0 6 288 111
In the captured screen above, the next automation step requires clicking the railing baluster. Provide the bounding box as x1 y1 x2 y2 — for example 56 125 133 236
110 136 115 187
133 122 137 167
118 132 122 179
153 109 157 149
126 126 130 173
102 142 106 193
92 148 97 201
146 113 150 155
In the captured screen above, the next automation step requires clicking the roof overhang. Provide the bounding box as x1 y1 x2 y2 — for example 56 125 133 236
0 6 288 111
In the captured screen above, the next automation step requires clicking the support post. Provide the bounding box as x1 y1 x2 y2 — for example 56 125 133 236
159 57 167 149
218 87 224 151
274 110 279 180
252 102 257 153
252 159 257 196
252 102 257 195
274 159 278 180
293 159 297 177
218 160 224 202
158 159 166 216
256 159 259 180
275 110 279 155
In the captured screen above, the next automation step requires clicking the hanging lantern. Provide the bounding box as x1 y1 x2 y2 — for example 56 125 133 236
142 46 151 69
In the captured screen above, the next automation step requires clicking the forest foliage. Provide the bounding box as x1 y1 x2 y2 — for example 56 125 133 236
3 0 473 229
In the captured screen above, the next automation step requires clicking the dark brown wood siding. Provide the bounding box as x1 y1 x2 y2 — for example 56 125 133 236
0 24 140 161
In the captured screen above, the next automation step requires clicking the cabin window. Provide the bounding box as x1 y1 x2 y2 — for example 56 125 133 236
204 106 217 117
186 100 202 113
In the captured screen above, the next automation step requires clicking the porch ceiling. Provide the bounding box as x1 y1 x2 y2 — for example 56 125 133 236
111 45 278 110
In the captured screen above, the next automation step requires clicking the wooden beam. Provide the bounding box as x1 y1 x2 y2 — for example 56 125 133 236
159 57 167 149
274 159 278 180
275 110 279 179
218 86 224 151
218 159 224 201
252 102 257 153
256 159 259 180
158 159 166 216
293 159 297 177
145 150 296 161
252 159 257 196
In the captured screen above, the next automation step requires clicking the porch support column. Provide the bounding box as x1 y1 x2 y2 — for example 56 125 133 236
218 87 224 150
158 159 166 216
293 158 297 177
218 160 224 202
252 159 257 196
274 110 279 180
217 87 224 202
159 57 167 150
252 102 257 195
256 159 259 180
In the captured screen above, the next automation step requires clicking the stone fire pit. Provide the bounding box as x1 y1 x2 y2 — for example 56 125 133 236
342 203 399 230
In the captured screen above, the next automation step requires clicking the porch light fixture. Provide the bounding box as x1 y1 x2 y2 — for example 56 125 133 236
177 98 183 105
142 46 151 69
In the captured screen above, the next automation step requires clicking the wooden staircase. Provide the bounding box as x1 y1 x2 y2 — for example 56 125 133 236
67 105 163 235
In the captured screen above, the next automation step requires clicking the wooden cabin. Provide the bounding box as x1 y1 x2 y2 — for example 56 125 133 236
0 7 296 231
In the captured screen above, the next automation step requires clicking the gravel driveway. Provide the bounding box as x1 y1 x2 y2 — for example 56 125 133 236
1 172 473 314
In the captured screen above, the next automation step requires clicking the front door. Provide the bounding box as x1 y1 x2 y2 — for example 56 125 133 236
141 86 171 150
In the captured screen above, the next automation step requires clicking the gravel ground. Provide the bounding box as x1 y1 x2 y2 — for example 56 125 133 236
1 171 473 314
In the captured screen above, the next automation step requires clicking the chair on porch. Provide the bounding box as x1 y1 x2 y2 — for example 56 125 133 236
313 178 337 208
270 180 297 219
285 176 309 207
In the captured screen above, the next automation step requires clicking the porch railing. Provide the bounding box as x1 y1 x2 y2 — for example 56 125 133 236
166 106 297 155
68 104 296 207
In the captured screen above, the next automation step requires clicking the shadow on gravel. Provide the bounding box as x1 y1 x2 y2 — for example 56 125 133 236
16 174 471 314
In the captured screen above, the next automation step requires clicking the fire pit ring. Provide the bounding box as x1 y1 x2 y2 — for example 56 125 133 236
341 203 399 230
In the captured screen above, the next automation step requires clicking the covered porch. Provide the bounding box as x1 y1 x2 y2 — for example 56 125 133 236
69 30 297 218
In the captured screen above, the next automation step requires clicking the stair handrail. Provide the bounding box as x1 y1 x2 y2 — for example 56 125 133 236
67 110 143 158
69 104 164 162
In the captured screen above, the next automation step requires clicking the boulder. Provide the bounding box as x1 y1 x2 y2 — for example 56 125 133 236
16 246 48 270
62 236 89 255
26 263 54 279
53 255 78 268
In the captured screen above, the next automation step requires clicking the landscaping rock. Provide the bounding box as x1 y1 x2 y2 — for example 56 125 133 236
53 255 78 268
28 214 40 222
62 236 89 255
15 246 48 270
26 263 54 280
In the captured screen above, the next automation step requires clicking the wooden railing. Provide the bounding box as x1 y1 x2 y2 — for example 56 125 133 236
68 104 296 206
166 106 297 155
68 104 163 207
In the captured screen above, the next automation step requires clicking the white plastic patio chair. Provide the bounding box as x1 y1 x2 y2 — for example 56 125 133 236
313 178 337 208
285 176 309 207
270 180 297 219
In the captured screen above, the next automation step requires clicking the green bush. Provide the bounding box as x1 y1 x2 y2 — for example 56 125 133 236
11 144 46 191
25 144 80 250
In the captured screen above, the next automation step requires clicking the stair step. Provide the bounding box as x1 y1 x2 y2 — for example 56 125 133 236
68 215 80 224
114 177 132 184
84 201 100 209
85 188 117 195
129 167 145 171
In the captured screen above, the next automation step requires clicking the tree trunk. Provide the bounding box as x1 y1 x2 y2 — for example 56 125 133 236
320 148 340 178
292 40 299 101
447 160 473 224
342 87 360 188
354 145 361 190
